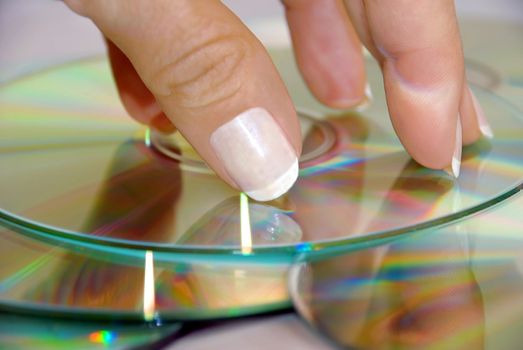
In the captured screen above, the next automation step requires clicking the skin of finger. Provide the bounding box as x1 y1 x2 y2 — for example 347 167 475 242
342 0 382 60
106 40 175 133
363 0 465 169
68 0 301 189
283 0 366 108
459 84 482 145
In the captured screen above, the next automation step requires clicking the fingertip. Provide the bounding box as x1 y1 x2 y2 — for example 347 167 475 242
469 87 493 140
313 83 368 110
382 61 460 171
245 158 299 202
209 107 299 201
97 1 301 199
284 0 367 109
460 85 483 145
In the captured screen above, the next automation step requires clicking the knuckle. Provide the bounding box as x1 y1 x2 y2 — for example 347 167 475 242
150 33 249 109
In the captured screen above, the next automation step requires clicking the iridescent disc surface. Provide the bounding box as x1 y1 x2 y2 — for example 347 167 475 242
0 48 523 257
290 191 523 349
0 222 289 320
0 312 181 350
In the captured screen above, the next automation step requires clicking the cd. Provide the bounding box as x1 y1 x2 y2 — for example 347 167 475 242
0 222 290 320
0 48 522 259
0 311 181 350
1 17 523 321
289 190 523 349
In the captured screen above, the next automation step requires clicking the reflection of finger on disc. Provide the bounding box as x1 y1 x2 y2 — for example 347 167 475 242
289 232 477 348
0 227 291 320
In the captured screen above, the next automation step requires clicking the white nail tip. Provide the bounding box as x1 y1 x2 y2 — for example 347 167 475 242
480 125 494 139
470 88 494 139
451 154 461 178
479 123 494 139
452 116 463 178
210 107 298 202
365 83 373 101
246 159 299 201
355 83 373 112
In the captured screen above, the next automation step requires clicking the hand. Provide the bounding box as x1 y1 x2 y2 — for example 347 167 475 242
64 0 492 201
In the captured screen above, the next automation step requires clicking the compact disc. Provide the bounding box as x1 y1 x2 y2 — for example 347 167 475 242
0 312 181 349
0 221 290 320
0 48 523 259
289 191 523 349
0 17 523 324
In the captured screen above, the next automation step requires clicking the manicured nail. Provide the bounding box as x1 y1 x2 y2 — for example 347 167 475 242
355 83 373 111
452 116 463 178
365 82 373 101
470 89 493 139
210 107 299 201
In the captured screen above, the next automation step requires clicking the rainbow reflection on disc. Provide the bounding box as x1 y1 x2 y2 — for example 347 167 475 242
0 222 290 320
0 50 522 258
0 312 181 350
289 191 523 349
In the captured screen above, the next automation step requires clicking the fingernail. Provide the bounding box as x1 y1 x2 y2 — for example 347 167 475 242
445 115 462 178
210 107 299 201
355 83 373 112
365 82 373 101
451 115 462 178
470 89 493 139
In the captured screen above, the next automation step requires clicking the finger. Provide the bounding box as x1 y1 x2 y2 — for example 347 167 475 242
106 39 175 133
283 0 367 108
460 85 493 145
459 84 481 145
342 0 380 59
354 0 465 172
66 0 301 201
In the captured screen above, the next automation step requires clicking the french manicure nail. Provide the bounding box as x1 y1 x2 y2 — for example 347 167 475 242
452 115 463 178
355 83 373 111
470 89 493 139
210 107 299 201
365 82 373 101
